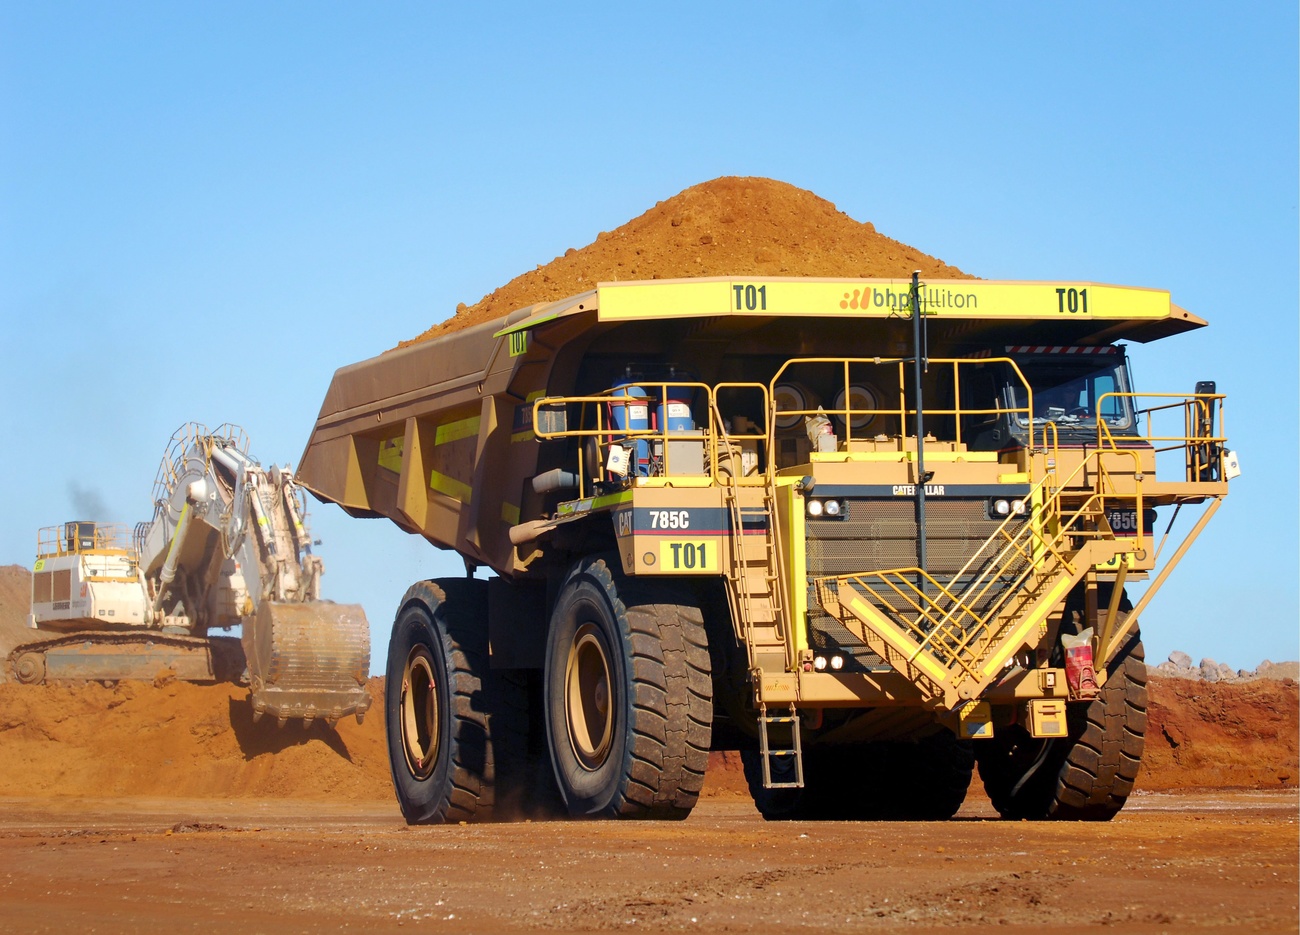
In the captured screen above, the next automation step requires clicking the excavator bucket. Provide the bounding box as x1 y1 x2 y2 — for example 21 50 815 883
243 601 372 725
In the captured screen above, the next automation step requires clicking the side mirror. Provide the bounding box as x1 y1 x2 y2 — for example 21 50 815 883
535 403 568 436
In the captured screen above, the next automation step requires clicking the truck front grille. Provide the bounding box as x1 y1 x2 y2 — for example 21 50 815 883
804 499 1029 671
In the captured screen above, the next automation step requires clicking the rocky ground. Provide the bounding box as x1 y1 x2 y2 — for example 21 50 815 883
1151 648 1299 683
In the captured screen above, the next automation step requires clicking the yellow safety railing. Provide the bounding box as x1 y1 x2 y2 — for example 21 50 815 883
532 382 770 499
813 439 1150 702
36 522 133 558
766 356 1039 466
1096 392 1227 483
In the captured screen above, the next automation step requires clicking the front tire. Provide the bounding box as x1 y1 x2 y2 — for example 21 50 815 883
976 625 1147 821
544 556 712 819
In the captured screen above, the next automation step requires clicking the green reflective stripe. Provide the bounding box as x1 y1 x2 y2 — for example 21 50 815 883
378 436 404 472
429 470 473 503
501 502 520 525
556 490 633 516
493 309 563 338
435 416 480 446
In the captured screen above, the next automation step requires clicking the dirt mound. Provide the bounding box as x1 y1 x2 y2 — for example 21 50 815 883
1143 676 1299 791
0 678 391 800
0 565 34 679
403 176 972 345
0 674 1292 802
702 676 1300 799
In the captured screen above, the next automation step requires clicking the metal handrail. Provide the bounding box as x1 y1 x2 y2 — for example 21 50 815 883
150 423 250 518
1096 392 1227 482
766 356 1038 453
36 522 134 558
533 382 771 497
815 437 1149 682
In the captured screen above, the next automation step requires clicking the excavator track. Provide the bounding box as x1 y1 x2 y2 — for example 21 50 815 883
243 601 372 726
7 631 246 685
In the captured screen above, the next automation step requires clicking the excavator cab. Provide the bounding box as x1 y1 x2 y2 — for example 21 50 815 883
65 521 98 553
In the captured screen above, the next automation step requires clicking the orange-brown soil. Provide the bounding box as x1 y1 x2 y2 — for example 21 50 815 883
0 564 32 667
1143 676 1299 791
0 674 1293 803
1 793 1295 933
402 176 972 344
0 677 390 799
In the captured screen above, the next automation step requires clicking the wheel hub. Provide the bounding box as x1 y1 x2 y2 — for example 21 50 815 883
566 623 614 771
400 646 439 780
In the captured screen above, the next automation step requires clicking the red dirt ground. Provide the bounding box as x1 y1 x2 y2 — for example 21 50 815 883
1 564 1296 801
1 792 1296 934
0 673 1293 803
1143 676 1299 791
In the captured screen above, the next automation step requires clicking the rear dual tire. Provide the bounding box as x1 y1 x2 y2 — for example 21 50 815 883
386 560 714 824
386 579 528 824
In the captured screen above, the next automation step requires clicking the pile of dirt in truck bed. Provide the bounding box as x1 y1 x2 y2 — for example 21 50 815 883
0 673 1293 802
402 176 972 345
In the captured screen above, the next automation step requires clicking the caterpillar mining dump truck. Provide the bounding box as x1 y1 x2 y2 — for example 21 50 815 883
298 276 1234 822
15 423 371 727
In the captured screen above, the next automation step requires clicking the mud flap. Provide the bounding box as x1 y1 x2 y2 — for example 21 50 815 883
244 601 372 725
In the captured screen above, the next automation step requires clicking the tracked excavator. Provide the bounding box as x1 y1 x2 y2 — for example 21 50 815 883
13 423 371 726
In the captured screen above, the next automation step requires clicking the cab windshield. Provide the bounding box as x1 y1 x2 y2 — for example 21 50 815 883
1008 355 1136 433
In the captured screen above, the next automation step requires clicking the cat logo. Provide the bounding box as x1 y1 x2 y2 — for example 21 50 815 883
615 509 633 538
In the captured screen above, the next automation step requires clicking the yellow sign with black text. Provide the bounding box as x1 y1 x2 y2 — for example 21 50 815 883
597 278 1172 323
657 539 720 574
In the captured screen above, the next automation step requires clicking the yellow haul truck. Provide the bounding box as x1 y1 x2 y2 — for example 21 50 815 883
298 276 1233 823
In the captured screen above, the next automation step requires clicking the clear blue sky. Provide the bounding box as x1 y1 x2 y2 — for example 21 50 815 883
2 3 1296 672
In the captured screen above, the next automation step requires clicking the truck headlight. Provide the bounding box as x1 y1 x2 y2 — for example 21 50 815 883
808 498 843 518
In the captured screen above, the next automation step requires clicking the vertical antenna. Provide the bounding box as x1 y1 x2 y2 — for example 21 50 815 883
910 271 929 576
